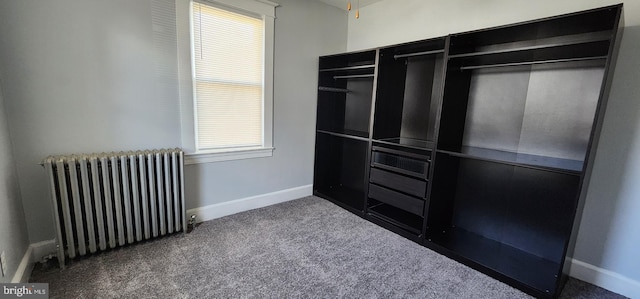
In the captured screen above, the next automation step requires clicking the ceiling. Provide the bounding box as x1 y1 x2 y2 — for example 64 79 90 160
316 0 385 10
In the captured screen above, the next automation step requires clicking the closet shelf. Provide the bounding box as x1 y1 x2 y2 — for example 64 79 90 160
314 187 365 214
437 146 583 174
448 31 612 59
428 227 560 294
368 202 423 235
374 137 434 151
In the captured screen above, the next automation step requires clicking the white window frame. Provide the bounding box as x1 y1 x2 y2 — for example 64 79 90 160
176 0 277 165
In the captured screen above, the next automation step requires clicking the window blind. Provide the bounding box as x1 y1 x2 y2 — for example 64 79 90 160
192 2 264 150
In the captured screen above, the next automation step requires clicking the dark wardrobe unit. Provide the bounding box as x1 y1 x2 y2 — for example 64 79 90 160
313 4 623 298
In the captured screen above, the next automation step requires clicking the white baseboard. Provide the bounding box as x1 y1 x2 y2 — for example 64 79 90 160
569 258 640 298
10 239 56 283
11 246 33 283
187 184 312 223
31 240 57 264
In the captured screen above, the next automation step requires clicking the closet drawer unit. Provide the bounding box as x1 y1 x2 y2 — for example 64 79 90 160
368 184 425 216
369 168 427 198
371 146 430 179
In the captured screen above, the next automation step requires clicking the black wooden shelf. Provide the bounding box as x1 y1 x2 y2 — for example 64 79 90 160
437 146 583 174
448 31 612 59
446 5 620 56
318 49 377 70
315 187 365 213
428 227 561 294
374 137 434 151
449 40 610 72
368 202 423 235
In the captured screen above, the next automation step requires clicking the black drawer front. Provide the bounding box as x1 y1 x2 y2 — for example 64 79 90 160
368 184 424 216
369 168 426 198
371 149 429 179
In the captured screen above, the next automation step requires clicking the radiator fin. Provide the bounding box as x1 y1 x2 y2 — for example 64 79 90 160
44 149 186 266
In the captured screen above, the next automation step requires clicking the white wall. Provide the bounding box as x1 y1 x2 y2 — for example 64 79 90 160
0 78 30 282
0 0 347 244
0 0 183 243
346 0 640 295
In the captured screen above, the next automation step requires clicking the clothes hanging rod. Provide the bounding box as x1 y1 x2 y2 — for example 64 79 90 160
320 64 375 72
459 56 607 71
394 49 444 59
316 130 369 141
318 86 350 93
333 74 374 79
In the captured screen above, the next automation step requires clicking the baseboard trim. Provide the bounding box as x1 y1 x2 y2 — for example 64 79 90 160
10 239 57 283
187 184 313 223
11 246 32 283
31 240 57 264
569 258 640 298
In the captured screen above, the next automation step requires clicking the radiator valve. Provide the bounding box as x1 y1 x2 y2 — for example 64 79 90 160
188 214 197 232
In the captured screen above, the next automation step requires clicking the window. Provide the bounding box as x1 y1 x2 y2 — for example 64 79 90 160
178 0 277 164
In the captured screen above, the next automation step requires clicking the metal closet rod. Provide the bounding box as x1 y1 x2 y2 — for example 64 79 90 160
459 56 607 71
318 86 350 93
394 49 444 59
320 64 374 72
333 74 374 79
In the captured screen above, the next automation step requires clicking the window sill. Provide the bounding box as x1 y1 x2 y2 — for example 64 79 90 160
185 147 274 165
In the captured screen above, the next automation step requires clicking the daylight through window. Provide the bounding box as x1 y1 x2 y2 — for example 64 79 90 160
192 2 264 150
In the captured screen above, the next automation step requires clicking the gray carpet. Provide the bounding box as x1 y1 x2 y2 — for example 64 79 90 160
30 196 626 298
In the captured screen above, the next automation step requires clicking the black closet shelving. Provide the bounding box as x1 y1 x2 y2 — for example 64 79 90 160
316 50 376 138
428 5 623 298
314 132 368 212
437 146 583 174
314 50 378 214
313 4 623 298
428 154 581 295
367 144 432 241
372 38 446 151
365 38 446 241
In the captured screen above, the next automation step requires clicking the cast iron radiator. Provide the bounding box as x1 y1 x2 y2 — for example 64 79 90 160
43 149 185 266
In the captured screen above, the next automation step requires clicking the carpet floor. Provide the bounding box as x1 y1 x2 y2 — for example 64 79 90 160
30 196 626 298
